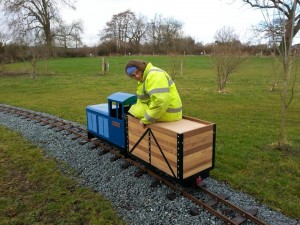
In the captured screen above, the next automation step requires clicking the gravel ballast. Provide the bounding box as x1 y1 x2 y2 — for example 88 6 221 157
0 105 298 225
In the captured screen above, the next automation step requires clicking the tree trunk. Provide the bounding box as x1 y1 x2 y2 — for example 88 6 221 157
278 79 287 149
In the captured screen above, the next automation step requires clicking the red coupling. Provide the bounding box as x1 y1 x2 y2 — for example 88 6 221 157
195 176 202 185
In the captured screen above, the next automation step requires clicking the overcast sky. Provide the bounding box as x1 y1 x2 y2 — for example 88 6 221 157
62 0 299 46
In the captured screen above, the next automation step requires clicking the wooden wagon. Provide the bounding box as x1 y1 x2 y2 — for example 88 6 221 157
127 115 216 184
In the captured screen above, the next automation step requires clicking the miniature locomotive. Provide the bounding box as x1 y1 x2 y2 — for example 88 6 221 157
86 92 216 185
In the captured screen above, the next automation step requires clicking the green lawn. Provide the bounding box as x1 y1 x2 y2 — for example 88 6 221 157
0 126 125 225
1 55 299 219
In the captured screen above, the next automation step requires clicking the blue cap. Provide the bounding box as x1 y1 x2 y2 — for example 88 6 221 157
126 66 137 76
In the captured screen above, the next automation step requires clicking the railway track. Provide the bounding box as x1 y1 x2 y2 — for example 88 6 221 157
0 105 267 225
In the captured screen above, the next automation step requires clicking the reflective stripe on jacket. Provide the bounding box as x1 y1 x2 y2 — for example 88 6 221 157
129 63 182 124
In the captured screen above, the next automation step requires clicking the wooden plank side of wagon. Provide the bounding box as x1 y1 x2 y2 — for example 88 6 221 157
127 115 215 180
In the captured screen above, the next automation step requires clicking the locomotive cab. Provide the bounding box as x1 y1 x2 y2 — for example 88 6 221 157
86 92 137 150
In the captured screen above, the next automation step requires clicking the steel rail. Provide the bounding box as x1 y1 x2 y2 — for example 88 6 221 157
0 105 267 225
196 185 267 225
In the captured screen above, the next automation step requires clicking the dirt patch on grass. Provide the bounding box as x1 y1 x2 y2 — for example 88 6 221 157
0 71 31 77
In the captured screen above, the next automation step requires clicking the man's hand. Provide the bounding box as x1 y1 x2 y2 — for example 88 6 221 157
140 120 146 129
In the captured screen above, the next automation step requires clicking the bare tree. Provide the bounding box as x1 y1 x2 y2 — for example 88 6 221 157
243 0 300 55
176 36 196 55
0 30 7 71
148 14 164 53
99 10 185 55
211 26 248 93
0 0 76 55
245 0 298 151
16 30 45 78
253 18 286 53
161 17 183 52
148 14 183 54
100 10 149 54
100 10 137 54
55 19 84 48
127 13 148 53
167 53 184 80
70 21 84 49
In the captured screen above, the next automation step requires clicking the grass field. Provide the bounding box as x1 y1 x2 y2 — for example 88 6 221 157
0 126 125 225
0 55 299 220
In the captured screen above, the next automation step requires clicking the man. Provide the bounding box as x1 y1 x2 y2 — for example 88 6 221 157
125 60 182 127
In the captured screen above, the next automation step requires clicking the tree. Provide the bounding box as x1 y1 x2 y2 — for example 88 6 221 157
100 10 141 54
0 0 76 55
148 14 183 54
160 17 183 52
0 31 7 70
167 53 184 80
127 13 148 53
243 0 300 55
100 10 149 54
99 10 186 55
55 19 84 48
244 0 298 151
211 26 248 93
148 14 162 53
14 27 47 78
252 18 286 54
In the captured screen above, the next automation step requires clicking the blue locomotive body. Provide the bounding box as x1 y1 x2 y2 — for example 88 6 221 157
86 92 137 149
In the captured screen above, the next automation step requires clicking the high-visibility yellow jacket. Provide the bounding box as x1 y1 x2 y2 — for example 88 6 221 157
129 63 182 124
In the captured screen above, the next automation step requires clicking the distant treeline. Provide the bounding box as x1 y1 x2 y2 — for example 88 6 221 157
0 42 280 64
